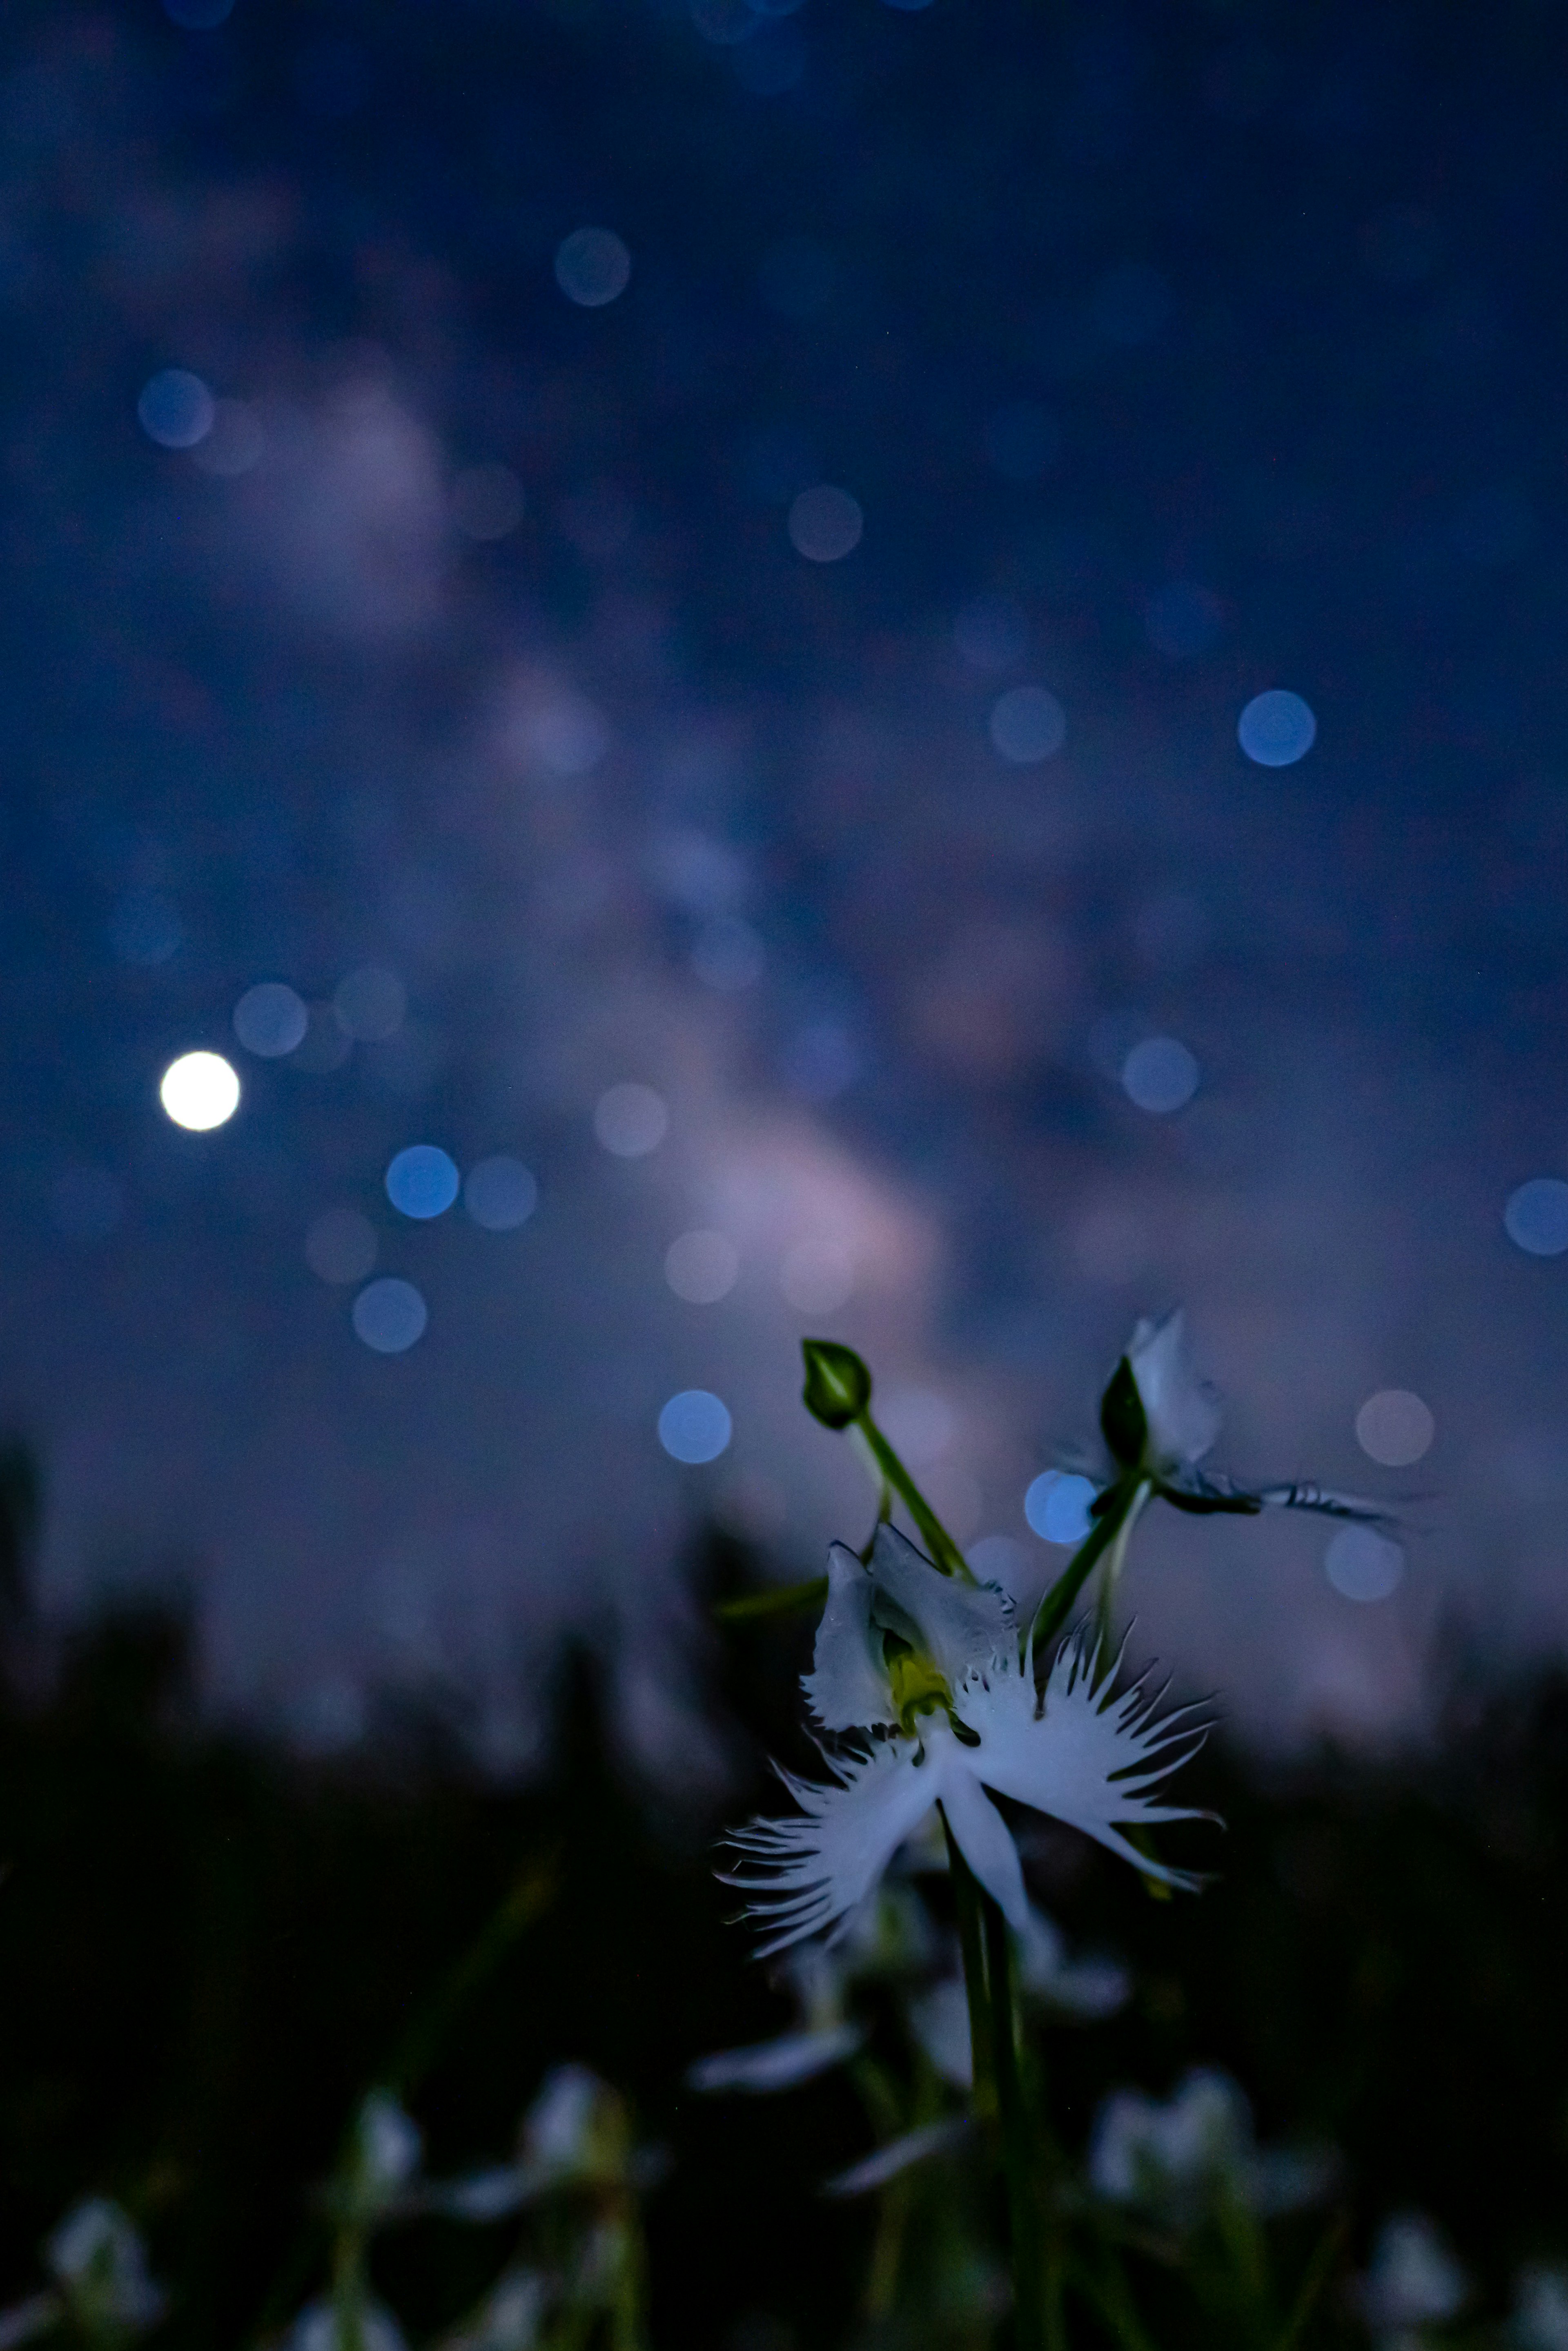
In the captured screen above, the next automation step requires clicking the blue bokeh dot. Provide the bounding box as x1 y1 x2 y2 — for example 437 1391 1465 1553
1024 1470 1097 1546
1238 689 1316 767
386 1146 460 1221
658 1389 732 1464
1504 1177 1568 1257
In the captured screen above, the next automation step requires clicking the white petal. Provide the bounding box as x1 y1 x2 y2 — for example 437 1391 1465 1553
686 2022 864 2094
936 1742 1030 1929
821 2118 970 2199
905 1978 973 2090
724 1738 939 1957
953 1634 1209 1889
802 1544 895 1730
867 1523 1013 1682
1127 1310 1221 1468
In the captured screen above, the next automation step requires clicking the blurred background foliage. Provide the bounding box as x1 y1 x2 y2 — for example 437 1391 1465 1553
2 1449 1566 2350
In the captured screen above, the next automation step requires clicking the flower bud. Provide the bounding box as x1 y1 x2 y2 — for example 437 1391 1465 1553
800 1339 871 1430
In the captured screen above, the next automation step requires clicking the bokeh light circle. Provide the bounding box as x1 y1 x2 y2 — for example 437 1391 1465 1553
159 1051 240 1131
1122 1036 1200 1113
788 485 863 562
1324 1526 1405 1604
594 1083 668 1157
1355 1389 1435 1467
137 368 215 449
463 1157 539 1231
306 1209 378 1286
658 1389 733 1464
1238 689 1317 767
1024 1470 1096 1545
334 966 406 1042
385 1146 460 1220
1505 1178 1568 1257
989 685 1066 763
665 1230 739 1304
234 981 308 1058
555 228 632 308
352 1278 428 1354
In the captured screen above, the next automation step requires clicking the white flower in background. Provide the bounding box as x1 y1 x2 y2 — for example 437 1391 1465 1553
290 2302 408 2351
45 2199 166 2339
726 1525 1209 1957
1514 2264 1568 2351
1017 1907 1131 2021
1103 1311 1383 1523
1089 2068 1334 2229
437 2269 549 2351
688 1937 866 2093
327 2090 422 2227
1359 2212 1468 2337
822 2118 972 2199
434 2067 646 2222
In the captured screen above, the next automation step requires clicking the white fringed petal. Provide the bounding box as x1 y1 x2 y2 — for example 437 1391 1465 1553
865 1523 1014 1682
1127 1310 1221 1469
729 1631 1207 1953
802 1544 895 1731
724 1737 942 1958
958 1636 1209 1889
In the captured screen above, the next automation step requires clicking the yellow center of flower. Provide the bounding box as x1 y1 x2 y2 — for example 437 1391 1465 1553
885 1642 952 1735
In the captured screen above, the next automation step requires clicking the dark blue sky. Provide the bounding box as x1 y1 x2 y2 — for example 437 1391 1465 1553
4 0 1566 1760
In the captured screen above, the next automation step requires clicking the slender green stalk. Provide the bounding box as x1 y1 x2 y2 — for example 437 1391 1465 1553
1030 1477 1143 1651
1093 1479 1152 1655
854 1415 974 1581
941 1808 997 2122
983 1894 1048 2351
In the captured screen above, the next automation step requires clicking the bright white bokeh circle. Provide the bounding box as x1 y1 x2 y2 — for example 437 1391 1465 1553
159 1051 240 1131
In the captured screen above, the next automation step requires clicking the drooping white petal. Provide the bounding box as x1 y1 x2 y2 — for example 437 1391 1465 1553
686 2022 864 2095
866 1523 1013 1683
936 1741 1030 1929
953 1634 1209 1889
724 1738 940 1957
802 1544 895 1730
821 2118 971 2199
1127 1310 1221 1469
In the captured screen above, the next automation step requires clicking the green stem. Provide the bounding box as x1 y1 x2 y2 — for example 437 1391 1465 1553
983 1896 1048 2351
1093 1480 1152 1657
855 1415 974 1580
1030 1477 1144 1651
941 1810 996 2122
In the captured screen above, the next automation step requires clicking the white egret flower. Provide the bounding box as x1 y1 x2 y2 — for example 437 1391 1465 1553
1360 2213 1468 2335
1103 1311 1383 1524
45 2200 165 2337
688 1941 865 2094
1089 2067 1334 2228
726 1526 1209 1957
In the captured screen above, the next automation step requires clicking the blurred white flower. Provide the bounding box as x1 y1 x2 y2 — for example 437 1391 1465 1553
822 2118 971 2199
1360 2213 1468 2336
1089 2068 1334 2229
726 1526 1208 1957
434 2067 643 2220
437 2269 548 2351
45 2200 165 2338
905 1976 973 2089
1016 1907 1131 2021
1514 2264 1568 2351
688 2021 864 2094
330 2090 422 2224
289 2298 408 2351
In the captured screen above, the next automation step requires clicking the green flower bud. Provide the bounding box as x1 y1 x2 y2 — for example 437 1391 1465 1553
800 1338 871 1430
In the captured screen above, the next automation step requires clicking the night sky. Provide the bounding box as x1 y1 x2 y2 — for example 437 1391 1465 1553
5 0 1567 1763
